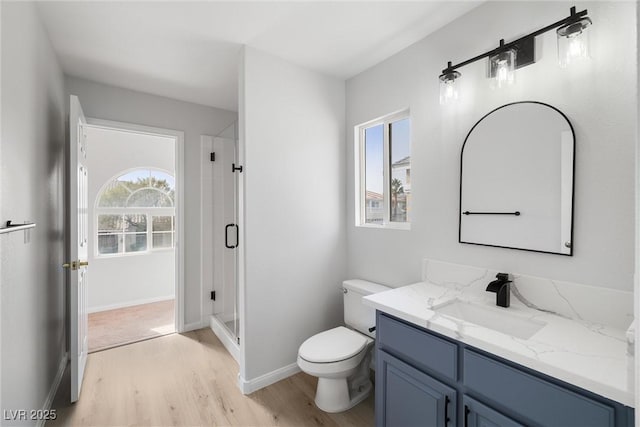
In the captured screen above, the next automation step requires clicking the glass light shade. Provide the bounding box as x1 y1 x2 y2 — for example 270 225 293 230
557 18 592 68
439 71 461 105
489 49 516 89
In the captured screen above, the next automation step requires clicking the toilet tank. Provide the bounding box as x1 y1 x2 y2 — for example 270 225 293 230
343 279 391 338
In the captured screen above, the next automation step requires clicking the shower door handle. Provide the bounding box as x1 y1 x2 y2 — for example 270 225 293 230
225 223 238 249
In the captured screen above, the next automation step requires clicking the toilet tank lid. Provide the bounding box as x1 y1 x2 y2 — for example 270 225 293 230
343 279 391 295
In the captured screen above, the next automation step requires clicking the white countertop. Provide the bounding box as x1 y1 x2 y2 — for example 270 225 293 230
364 281 635 407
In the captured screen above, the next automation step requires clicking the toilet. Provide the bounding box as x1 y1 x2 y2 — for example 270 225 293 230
297 279 391 413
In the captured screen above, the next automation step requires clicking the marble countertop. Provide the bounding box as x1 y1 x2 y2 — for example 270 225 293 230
364 281 635 407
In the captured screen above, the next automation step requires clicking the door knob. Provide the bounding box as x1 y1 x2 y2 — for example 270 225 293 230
62 261 78 270
62 260 87 270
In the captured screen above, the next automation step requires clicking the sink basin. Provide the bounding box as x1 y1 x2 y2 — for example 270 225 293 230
434 300 547 340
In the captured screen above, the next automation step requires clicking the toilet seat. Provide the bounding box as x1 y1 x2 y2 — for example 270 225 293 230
299 326 370 363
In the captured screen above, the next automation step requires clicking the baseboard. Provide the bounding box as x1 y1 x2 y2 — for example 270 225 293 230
37 352 68 427
209 315 240 364
88 295 174 313
215 312 236 323
183 318 206 332
237 362 300 395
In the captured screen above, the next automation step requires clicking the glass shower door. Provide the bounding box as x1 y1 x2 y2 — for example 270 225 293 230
217 135 240 344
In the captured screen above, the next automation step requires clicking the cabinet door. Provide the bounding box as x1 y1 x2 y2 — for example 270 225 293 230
463 396 524 427
377 350 456 427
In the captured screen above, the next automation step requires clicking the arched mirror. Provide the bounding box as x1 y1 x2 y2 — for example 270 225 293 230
459 101 575 255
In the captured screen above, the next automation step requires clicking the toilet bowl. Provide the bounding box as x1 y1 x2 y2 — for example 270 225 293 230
297 326 373 412
297 280 391 413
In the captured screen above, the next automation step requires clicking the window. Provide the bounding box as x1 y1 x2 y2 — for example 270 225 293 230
96 169 175 255
356 111 411 228
152 215 174 249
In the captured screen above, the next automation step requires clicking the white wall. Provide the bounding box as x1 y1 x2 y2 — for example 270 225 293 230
65 77 237 327
1 2 66 424
85 126 175 312
240 47 346 384
346 1 637 292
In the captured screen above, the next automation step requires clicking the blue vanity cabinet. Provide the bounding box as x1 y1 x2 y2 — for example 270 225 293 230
463 396 524 427
377 350 457 427
375 312 635 427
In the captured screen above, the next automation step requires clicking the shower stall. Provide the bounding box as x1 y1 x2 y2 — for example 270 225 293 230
202 126 241 362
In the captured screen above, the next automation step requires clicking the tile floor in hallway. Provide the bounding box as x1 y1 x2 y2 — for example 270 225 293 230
88 299 175 352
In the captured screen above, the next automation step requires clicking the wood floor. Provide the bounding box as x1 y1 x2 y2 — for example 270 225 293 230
48 328 374 426
88 299 175 352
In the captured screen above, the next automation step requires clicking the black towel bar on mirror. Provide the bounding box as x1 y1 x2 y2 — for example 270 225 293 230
462 211 521 216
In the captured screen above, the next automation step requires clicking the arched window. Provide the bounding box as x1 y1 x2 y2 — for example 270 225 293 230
96 169 175 255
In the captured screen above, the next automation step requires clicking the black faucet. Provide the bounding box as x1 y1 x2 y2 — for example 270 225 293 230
486 273 511 308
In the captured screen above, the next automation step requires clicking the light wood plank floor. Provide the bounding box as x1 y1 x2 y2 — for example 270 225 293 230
89 300 175 352
49 328 374 426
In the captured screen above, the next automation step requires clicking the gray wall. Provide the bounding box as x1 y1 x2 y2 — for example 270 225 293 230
346 1 637 292
1 2 66 424
65 77 237 327
240 47 346 382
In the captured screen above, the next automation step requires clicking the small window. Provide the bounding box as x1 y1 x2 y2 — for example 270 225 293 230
390 118 410 223
152 215 175 249
96 168 175 256
356 111 411 228
364 124 384 224
96 214 148 254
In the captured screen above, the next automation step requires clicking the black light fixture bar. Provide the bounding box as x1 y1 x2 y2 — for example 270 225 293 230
441 6 588 74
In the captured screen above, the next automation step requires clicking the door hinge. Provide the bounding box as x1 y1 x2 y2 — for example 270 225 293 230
232 163 243 173
210 152 216 162
237 337 240 345
210 291 216 301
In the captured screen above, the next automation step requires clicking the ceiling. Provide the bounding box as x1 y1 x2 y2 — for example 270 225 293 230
37 1 481 111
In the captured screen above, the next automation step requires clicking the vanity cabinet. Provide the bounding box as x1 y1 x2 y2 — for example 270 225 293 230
378 351 456 427
375 312 634 427
463 396 523 427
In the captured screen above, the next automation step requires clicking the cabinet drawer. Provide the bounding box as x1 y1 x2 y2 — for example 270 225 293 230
377 313 458 381
463 349 615 427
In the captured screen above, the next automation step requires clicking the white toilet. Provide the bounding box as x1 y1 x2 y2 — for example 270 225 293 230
297 279 391 413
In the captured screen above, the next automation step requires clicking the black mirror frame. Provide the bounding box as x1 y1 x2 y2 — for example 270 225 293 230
458 101 576 256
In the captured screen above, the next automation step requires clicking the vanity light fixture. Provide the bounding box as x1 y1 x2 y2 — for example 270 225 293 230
557 8 592 68
438 6 591 104
439 62 461 105
488 40 516 90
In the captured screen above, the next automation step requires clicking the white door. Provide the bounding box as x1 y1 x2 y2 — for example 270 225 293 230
65 95 89 402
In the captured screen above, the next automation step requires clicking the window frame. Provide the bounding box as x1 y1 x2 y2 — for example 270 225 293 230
151 214 175 249
96 208 176 257
355 109 411 230
95 167 176 257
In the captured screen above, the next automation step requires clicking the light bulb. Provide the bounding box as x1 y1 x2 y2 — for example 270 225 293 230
489 49 516 90
557 18 591 68
439 70 461 105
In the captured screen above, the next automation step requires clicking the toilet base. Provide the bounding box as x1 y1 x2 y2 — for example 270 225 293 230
313 349 373 413
314 377 372 413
